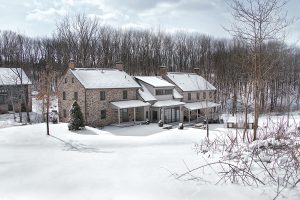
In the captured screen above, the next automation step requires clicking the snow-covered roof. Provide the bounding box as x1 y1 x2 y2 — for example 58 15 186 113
135 76 174 88
166 72 216 92
173 89 183 99
138 83 157 102
0 68 32 85
184 101 220 110
111 100 150 109
71 68 140 89
152 100 185 108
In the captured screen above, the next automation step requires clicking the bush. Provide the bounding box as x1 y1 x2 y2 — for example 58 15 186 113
68 101 85 130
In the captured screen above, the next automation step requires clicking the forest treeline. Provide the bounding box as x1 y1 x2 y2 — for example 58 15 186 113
0 14 299 113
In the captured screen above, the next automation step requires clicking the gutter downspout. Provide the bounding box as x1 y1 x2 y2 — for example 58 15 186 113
85 89 87 123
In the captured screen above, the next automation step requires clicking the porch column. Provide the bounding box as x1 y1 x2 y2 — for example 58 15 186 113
133 107 136 124
189 109 191 124
118 108 121 124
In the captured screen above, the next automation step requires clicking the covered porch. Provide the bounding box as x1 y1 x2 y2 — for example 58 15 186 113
184 101 221 123
151 100 185 124
111 100 150 125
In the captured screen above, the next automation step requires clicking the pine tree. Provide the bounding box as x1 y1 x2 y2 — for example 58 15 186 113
68 101 85 130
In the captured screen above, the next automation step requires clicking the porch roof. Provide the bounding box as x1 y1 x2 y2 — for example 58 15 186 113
111 100 150 109
152 100 185 108
184 101 220 110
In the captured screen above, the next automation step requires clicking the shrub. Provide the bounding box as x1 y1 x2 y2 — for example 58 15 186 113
68 101 85 130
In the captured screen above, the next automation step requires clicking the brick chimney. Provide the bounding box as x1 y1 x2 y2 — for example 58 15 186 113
68 59 76 70
193 67 200 75
159 66 168 76
115 61 124 71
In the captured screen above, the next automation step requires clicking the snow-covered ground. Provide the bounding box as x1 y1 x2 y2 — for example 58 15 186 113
1 117 300 199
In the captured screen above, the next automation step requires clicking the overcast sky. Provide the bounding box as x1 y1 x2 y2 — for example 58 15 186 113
0 0 300 45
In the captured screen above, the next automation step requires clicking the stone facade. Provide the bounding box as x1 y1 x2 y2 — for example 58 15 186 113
58 70 86 123
0 85 32 114
85 88 138 127
58 70 141 127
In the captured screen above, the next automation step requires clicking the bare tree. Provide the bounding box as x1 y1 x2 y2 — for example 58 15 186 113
226 0 293 140
36 65 58 135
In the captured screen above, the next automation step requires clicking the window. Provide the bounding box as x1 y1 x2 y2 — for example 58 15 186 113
165 89 173 95
63 109 67 118
74 92 78 101
0 89 7 94
72 78 74 83
197 93 200 100
156 89 172 95
65 78 67 83
188 93 191 101
203 92 206 99
209 91 213 99
101 110 106 119
146 111 149 119
156 89 164 95
0 95 5 104
63 91 66 100
100 91 105 101
123 90 128 99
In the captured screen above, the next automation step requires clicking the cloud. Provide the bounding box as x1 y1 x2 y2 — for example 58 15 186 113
26 7 67 23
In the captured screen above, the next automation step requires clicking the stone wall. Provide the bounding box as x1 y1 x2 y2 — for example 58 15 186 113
58 70 142 127
85 88 138 127
58 70 86 123
0 85 32 114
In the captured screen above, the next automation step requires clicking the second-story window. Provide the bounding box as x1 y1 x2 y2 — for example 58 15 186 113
123 90 128 99
197 93 200 100
203 92 206 99
65 78 67 83
209 91 213 99
156 89 163 95
63 91 66 100
100 91 105 101
188 93 191 101
72 77 74 83
74 92 78 101
165 89 173 95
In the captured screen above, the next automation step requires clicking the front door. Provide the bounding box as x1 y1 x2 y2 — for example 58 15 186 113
152 111 158 122
122 108 129 122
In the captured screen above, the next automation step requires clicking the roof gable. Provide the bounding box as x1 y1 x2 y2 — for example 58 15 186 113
71 68 140 89
135 76 174 88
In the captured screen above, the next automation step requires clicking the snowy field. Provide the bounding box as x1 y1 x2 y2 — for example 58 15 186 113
1 114 300 199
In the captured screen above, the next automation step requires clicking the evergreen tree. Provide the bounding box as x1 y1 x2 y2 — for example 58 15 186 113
68 101 85 130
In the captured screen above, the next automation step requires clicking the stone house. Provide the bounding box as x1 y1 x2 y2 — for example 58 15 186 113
134 76 184 123
58 63 150 127
161 67 220 123
0 68 32 114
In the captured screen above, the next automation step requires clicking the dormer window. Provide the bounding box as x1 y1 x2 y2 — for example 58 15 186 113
156 89 172 95
165 89 173 95
156 89 163 95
